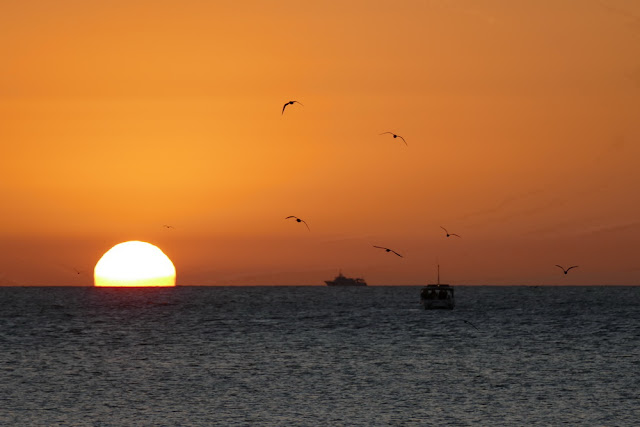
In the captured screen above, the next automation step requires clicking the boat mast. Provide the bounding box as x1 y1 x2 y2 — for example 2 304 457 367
437 264 440 285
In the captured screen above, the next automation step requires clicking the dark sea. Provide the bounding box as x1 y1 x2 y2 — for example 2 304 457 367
1 286 638 426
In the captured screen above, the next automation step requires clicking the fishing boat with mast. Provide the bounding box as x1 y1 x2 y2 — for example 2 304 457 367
420 265 455 309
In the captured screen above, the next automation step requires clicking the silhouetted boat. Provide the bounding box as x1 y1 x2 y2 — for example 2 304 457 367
325 272 367 287
420 265 455 309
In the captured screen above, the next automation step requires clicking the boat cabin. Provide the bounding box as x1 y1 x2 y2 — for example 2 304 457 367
420 284 455 310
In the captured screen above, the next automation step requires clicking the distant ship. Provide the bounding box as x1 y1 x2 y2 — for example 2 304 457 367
325 272 367 287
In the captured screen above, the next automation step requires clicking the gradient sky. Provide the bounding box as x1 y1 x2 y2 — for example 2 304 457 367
1 0 639 286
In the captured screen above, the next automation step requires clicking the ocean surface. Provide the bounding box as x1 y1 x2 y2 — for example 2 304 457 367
0 286 638 426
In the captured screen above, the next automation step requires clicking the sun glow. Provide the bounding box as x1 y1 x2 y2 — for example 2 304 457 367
94 241 176 287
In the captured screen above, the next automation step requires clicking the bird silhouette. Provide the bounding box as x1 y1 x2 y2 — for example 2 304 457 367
373 245 403 257
285 216 310 231
282 100 303 115
556 265 578 275
379 132 407 146
440 226 461 238
163 225 175 230
461 319 479 330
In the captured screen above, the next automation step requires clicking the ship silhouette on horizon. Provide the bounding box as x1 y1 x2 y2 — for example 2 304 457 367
325 272 367 287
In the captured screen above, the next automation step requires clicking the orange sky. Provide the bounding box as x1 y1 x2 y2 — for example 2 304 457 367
1 0 639 285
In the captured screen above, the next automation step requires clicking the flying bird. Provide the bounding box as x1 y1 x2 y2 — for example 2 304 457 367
379 132 407 146
285 216 310 231
373 245 403 257
282 100 304 115
461 319 479 330
440 226 461 238
163 225 175 230
556 265 578 275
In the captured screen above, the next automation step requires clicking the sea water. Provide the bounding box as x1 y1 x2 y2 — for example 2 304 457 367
0 286 638 426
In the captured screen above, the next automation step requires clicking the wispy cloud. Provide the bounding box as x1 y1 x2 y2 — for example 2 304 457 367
574 221 640 236
598 1 640 35
457 189 546 222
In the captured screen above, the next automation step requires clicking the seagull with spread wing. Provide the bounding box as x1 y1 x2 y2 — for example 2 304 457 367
440 226 461 238
379 132 407 146
461 319 479 330
282 100 304 115
373 245 403 257
556 265 578 275
285 216 310 231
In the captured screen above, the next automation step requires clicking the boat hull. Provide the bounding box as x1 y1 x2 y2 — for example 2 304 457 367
325 281 367 287
421 299 455 310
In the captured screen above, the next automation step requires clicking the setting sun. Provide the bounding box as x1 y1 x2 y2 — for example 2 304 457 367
94 241 176 287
